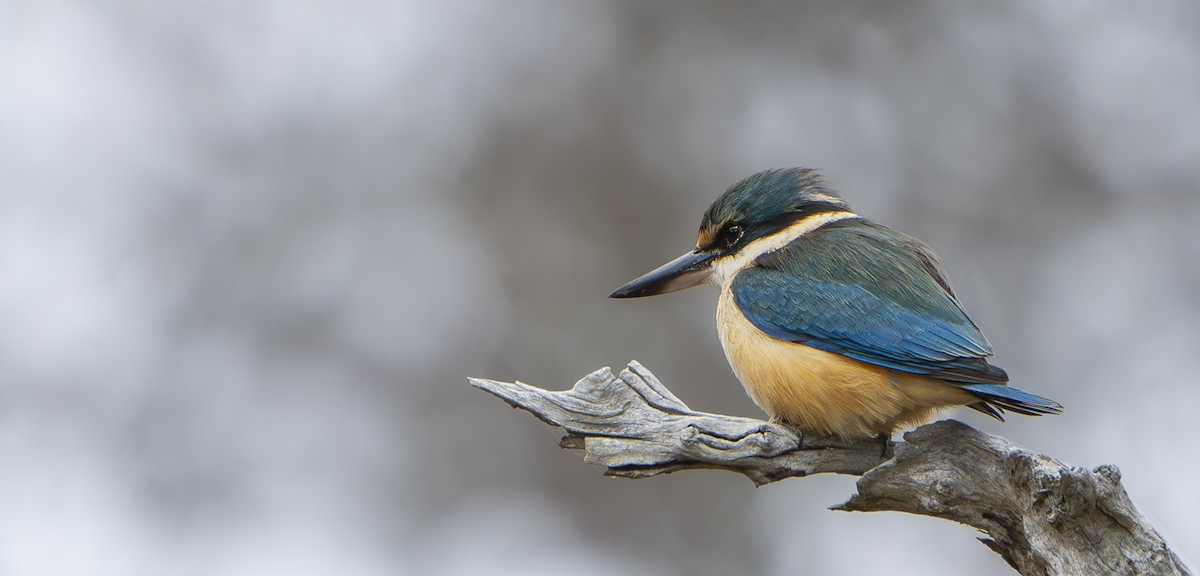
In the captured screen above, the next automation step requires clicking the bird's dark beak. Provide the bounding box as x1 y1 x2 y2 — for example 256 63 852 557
609 249 717 298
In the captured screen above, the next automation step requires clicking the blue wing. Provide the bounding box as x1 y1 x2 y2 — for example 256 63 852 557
731 220 1007 384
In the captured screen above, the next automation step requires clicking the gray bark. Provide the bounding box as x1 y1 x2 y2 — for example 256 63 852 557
471 361 1191 576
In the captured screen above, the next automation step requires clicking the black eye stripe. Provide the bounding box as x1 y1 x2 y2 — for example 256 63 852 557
753 202 849 239
702 202 846 251
722 225 744 246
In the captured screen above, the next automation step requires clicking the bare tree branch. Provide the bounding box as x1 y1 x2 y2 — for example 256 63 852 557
471 361 1191 576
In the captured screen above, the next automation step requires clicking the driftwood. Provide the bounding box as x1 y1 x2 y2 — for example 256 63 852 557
471 361 1191 576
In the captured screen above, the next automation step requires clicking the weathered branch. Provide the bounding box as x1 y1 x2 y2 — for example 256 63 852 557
471 362 1191 576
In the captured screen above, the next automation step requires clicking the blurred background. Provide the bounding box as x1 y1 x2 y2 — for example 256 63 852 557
2 1 1198 574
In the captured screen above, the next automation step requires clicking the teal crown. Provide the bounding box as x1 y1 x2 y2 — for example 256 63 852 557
698 168 851 249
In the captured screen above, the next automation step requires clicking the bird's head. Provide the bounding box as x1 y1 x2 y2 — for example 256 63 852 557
610 167 854 298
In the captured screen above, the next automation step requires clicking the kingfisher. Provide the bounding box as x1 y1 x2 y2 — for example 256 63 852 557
610 168 1061 440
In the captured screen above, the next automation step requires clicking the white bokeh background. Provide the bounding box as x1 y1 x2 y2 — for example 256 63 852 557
2 1 1197 575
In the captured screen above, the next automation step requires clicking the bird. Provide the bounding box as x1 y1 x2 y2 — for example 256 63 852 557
609 167 1061 441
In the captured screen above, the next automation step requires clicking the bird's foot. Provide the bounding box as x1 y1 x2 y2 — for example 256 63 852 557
875 433 891 458
766 415 808 449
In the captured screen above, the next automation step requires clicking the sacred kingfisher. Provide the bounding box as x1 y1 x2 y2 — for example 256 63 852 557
610 168 1061 440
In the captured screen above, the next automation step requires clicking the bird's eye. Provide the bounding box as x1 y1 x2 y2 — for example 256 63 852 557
721 225 744 247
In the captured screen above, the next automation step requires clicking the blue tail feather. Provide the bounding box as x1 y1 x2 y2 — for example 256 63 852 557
965 401 1005 421
959 384 1063 418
